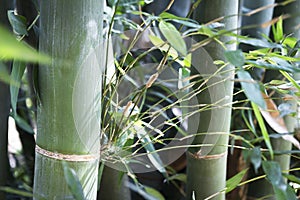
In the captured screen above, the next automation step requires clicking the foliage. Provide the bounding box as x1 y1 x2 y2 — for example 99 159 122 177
1 0 300 200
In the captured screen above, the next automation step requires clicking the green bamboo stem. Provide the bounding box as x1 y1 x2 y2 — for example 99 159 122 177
241 0 275 39
98 167 131 200
0 0 13 199
33 1 103 199
187 1 238 199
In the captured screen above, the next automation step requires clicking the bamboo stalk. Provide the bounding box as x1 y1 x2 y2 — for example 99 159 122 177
187 1 238 199
98 167 131 200
241 0 275 39
33 1 103 199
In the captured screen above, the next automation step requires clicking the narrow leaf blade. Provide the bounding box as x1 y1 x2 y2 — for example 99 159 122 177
7 10 28 36
159 21 187 56
237 70 266 109
252 102 273 159
62 162 85 200
0 25 50 63
224 50 245 67
10 61 26 112
226 168 248 193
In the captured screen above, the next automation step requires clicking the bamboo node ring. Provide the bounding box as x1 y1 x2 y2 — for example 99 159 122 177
35 145 99 162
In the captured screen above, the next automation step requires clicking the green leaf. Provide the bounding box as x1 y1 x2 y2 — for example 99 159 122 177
280 70 300 92
252 102 274 159
7 10 28 36
274 185 297 200
159 13 200 29
269 80 287 85
262 161 296 199
167 173 187 183
198 25 215 37
168 19 201 29
238 37 281 49
262 161 285 189
159 20 187 56
127 182 159 200
97 162 105 190
144 186 165 200
149 35 178 58
0 25 50 64
226 168 248 193
250 147 261 174
283 37 297 48
62 161 85 200
272 16 283 43
284 173 300 185
0 186 33 198
246 60 300 73
224 50 245 67
289 40 300 57
10 61 26 113
159 12 190 21
135 122 167 177
0 62 13 84
183 53 192 67
11 113 34 134
237 70 266 109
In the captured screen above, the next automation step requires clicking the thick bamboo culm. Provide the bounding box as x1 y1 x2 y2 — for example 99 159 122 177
33 1 103 199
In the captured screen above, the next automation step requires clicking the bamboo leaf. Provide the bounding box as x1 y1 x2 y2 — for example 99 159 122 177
135 123 167 176
259 93 288 134
289 40 300 57
259 93 300 149
159 20 187 56
270 57 299 72
280 70 300 92
62 162 85 200
261 161 297 200
272 16 283 43
225 168 248 193
7 10 28 36
238 37 281 48
283 37 298 48
246 60 300 73
274 185 297 200
11 112 34 134
159 12 201 28
237 70 266 109
126 182 159 200
250 147 261 174
0 25 50 63
144 186 165 200
283 174 300 185
10 61 26 113
252 102 274 159
97 162 105 190
167 173 187 183
0 186 33 198
0 61 13 84
168 19 201 29
224 50 245 67
149 35 178 58
262 161 285 189
159 12 191 21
